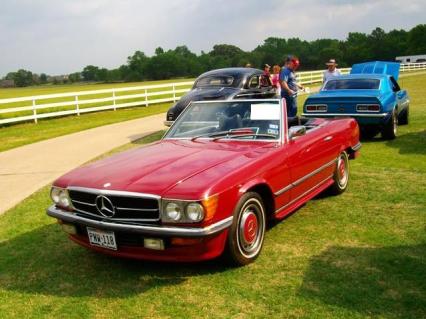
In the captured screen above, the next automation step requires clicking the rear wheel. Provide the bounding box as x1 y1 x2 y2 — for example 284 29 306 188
329 151 349 195
381 110 397 140
224 192 266 266
398 107 409 125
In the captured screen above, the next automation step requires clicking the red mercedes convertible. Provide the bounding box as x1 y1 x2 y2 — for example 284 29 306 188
47 99 361 265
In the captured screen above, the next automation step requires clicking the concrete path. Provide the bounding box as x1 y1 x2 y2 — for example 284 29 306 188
0 113 166 215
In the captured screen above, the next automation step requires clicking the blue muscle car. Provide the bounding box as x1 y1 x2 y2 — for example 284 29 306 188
302 61 409 139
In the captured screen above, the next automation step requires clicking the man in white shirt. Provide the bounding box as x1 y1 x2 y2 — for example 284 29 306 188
323 59 341 82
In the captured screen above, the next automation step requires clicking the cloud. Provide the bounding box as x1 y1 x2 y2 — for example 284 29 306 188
0 0 424 75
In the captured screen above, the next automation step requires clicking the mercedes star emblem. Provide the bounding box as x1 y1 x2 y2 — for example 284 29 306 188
95 195 115 217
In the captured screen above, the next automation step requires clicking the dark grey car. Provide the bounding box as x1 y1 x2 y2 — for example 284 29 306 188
165 67 276 125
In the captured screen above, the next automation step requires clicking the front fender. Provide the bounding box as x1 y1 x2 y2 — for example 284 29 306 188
238 177 271 194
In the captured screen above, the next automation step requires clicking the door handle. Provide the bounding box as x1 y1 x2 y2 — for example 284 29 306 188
324 136 333 141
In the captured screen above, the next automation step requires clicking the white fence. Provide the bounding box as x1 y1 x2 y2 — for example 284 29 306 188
0 81 193 125
297 67 351 84
1 63 426 126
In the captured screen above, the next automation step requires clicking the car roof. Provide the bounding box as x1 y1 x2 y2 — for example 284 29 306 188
198 67 262 78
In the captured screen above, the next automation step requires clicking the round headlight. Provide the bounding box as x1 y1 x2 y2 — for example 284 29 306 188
58 190 71 208
50 187 62 203
165 202 182 221
186 203 204 222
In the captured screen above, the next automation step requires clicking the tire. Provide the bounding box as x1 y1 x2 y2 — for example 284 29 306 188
224 192 266 266
381 110 397 140
398 107 409 125
328 151 349 195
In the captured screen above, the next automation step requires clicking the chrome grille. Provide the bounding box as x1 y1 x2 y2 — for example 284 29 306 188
68 188 160 222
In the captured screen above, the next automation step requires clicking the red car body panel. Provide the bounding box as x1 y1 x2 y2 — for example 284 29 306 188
48 101 360 262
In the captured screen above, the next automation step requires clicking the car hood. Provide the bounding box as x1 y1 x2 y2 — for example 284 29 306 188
350 61 400 80
55 139 273 198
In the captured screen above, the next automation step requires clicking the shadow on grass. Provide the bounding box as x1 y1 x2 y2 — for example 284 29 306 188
385 130 426 155
298 244 426 318
360 129 426 155
0 224 229 298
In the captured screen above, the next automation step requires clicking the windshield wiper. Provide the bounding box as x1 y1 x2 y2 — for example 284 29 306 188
190 130 234 141
212 133 277 141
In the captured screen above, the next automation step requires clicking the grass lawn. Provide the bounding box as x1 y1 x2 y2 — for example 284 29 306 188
0 78 195 99
0 75 425 318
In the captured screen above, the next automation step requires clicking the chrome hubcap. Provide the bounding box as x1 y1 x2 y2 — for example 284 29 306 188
337 155 348 188
237 199 264 258
393 113 397 135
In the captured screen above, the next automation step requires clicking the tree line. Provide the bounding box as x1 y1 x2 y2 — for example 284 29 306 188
2 25 425 87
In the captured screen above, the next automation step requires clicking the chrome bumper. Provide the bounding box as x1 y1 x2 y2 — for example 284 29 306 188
302 113 388 118
46 205 233 238
164 120 174 127
351 142 362 152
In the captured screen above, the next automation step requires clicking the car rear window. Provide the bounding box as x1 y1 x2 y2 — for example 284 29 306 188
324 79 380 90
195 76 235 88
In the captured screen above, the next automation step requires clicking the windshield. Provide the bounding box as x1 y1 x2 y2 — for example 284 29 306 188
323 79 380 90
164 100 282 141
194 75 235 88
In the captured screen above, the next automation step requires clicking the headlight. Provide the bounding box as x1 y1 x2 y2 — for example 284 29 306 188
165 202 182 221
50 187 72 209
186 203 204 222
162 200 205 223
50 187 62 203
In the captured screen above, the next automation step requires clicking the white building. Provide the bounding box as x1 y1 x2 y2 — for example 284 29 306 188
395 55 426 63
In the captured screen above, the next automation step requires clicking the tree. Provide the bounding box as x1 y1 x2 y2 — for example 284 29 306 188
68 72 81 83
39 73 48 84
81 65 100 81
10 69 33 87
407 24 426 55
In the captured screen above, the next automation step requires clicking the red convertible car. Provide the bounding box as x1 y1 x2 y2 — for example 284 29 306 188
47 99 361 265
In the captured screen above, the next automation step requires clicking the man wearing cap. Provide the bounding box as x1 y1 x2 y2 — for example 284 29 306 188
280 56 304 117
323 59 341 82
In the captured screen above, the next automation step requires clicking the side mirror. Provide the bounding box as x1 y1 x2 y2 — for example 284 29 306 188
289 125 306 139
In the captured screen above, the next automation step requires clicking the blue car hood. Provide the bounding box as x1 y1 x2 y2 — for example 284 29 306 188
350 61 400 80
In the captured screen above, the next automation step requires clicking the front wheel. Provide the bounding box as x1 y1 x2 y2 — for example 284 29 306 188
224 192 266 266
381 110 397 140
328 151 349 195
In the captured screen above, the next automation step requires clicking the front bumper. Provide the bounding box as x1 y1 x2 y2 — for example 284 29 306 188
46 205 233 238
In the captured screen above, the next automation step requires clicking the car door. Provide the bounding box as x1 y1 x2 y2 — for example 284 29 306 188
285 127 336 204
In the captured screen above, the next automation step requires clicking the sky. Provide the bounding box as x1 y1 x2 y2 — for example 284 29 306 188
0 0 425 76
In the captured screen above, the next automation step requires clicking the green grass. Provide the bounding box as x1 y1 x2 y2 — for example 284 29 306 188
0 78 194 127
0 75 425 318
0 78 195 99
0 78 196 153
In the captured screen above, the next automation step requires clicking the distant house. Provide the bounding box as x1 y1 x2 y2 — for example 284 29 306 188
395 54 426 63
0 79 15 88
47 75 69 83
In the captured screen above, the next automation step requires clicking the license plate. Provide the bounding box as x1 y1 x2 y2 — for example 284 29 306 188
87 227 117 250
